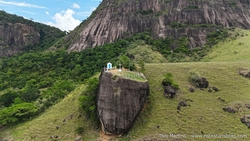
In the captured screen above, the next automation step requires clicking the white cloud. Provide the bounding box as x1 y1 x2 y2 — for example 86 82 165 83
46 11 49 15
72 3 80 9
0 0 47 9
77 7 96 18
47 9 81 31
20 10 36 15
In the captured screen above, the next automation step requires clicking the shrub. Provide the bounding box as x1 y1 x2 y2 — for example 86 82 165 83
79 78 99 124
0 91 19 107
162 73 174 86
188 71 201 87
75 126 84 135
162 73 179 89
19 88 40 102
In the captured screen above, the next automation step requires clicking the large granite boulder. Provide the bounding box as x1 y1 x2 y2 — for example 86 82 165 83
97 71 150 135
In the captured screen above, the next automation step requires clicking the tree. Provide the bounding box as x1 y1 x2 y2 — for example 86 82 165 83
0 91 19 107
0 102 38 126
119 55 130 69
19 88 40 102
79 78 99 123
138 60 145 73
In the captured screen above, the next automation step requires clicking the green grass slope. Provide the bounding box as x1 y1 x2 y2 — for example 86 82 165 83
121 62 250 141
1 28 250 141
2 62 250 141
202 28 250 62
126 41 167 63
0 84 99 141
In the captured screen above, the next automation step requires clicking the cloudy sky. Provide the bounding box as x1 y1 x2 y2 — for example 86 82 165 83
0 0 102 31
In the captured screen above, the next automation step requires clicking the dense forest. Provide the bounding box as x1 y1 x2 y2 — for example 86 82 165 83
0 39 128 126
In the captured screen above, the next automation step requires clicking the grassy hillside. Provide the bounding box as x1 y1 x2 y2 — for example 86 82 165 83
202 28 250 62
0 84 99 141
2 62 250 141
1 27 250 141
121 62 250 141
126 40 167 63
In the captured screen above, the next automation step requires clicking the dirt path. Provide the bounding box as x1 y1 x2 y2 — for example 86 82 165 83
98 131 120 141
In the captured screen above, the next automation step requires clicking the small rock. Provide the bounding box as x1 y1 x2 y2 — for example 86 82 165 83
185 99 193 102
241 117 246 123
223 107 237 113
177 105 181 110
246 122 250 128
74 136 82 141
241 115 250 128
212 86 219 92
189 87 195 92
245 104 250 109
179 101 187 107
164 86 177 98
238 69 250 78
196 77 209 88
218 97 225 102
208 87 212 93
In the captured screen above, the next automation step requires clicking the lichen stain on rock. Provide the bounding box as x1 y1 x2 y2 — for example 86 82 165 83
97 71 150 135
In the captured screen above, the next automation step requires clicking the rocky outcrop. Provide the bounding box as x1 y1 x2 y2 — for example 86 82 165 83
196 77 209 88
97 71 149 135
223 107 237 113
0 22 40 56
67 0 250 52
238 68 250 78
164 85 177 98
240 115 250 128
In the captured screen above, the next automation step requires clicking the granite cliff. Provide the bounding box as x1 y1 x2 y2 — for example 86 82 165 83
0 22 40 56
67 0 250 51
0 11 65 57
97 70 149 134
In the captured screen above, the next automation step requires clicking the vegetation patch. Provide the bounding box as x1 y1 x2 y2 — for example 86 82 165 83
0 84 99 141
120 62 250 140
183 5 199 10
137 9 154 15
162 73 179 90
79 78 99 124
202 28 250 62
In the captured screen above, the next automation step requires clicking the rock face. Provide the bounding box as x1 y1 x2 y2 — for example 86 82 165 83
0 22 40 56
67 0 250 52
97 71 149 134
